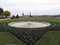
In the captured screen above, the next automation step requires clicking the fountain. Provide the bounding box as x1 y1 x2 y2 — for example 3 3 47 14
6 21 55 45
8 21 51 28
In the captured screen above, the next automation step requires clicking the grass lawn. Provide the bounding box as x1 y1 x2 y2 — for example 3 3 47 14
35 31 60 45
0 32 25 45
0 17 60 45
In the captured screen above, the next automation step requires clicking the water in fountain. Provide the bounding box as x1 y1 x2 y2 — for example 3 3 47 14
8 21 51 28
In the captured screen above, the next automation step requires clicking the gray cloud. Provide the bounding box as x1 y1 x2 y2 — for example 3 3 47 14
0 0 60 15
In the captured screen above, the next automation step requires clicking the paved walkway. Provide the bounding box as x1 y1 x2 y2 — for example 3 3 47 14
0 18 10 21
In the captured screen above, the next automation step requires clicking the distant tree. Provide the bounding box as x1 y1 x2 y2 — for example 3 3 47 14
16 14 19 18
4 10 11 18
29 12 31 17
29 12 32 17
11 15 15 19
0 8 3 17
22 12 24 16
12 15 15 18
30 13 31 15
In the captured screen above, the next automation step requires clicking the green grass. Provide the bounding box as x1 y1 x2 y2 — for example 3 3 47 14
0 17 60 45
0 32 25 45
35 31 60 45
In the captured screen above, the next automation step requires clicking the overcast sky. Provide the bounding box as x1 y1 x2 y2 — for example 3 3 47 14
0 0 60 16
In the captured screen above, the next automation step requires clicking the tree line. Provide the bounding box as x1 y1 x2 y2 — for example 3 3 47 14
0 7 11 18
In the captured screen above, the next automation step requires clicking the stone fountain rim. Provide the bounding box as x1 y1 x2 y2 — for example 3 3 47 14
6 21 56 30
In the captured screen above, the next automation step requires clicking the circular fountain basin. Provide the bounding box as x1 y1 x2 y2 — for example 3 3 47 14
8 21 51 28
